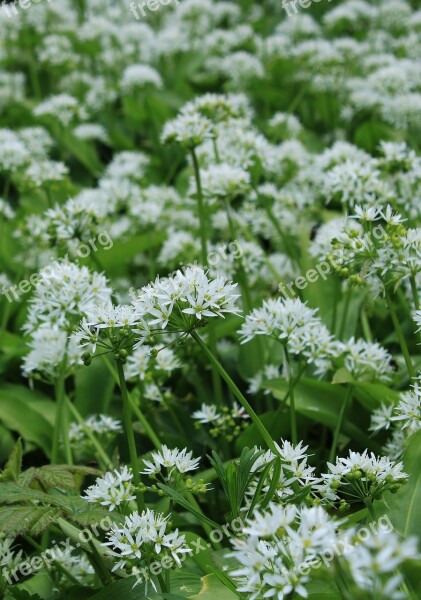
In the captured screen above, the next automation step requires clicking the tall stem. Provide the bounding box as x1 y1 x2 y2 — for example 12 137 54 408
284 348 297 446
116 359 144 511
385 290 415 380
224 199 252 311
104 356 161 450
338 286 352 340
191 148 224 406
191 149 207 265
329 385 353 463
51 370 72 464
190 330 277 454
410 275 420 311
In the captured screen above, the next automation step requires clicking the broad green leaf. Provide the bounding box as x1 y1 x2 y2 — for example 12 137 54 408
352 382 400 411
332 368 353 385
0 438 22 482
0 386 54 457
188 574 238 599
88 578 142 599
26 464 101 492
0 505 62 536
381 430 421 539
74 359 115 416
0 423 15 463
13 571 53 600
269 378 383 452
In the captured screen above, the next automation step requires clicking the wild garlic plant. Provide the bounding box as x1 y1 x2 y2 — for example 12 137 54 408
1 0 421 598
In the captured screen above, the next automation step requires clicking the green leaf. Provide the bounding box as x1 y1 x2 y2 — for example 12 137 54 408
381 430 421 538
28 464 101 492
88 578 141 599
156 484 220 530
0 424 15 464
332 368 353 385
269 378 382 452
0 385 54 457
0 438 22 482
188 574 238 599
0 505 62 536
352 382 400 412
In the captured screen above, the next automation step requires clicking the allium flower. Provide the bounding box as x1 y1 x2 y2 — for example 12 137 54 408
125 345 180 381
23 160 69 187
23 262 112 334
230 504 340 600
239 297 339 375
318 450 407 507
193 164 251 201
391 382 421 433
121 64 163 92
0 538 26 582
161 113 214 149
192 403 221 424
69 414 122 444
82 466 136 511
73 123 109 143
103 509 192 575
132 266 241 333
141 445 200 476
34 94 88 126
246 440 317 507
369 403 395 433
22 327 83 379
343 338 393 382
343 529 419 600
0 198 15 220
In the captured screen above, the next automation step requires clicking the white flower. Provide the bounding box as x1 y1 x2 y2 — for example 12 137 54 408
121 64 163 92
141 445 200 476
192 404 221 423
161 113 214 149
82 467 135 511
132 266 241 333
103 509 192 571
391 382 421 432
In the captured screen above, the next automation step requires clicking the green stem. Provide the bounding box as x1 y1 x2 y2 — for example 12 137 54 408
284 348 297 446
265 203 300 266
157 572 168 594
191 149 208 265
360 305 372 343
338 286 352 340
51 370 72 464
385 290 415 380
66 398 113 469
365 496 377 521
104 356 161 450
88 540 112 586
116 359 144 511
191 149 224 404
410 275 420 311
329 385 353 463
191 330 277 454
224 199 252 311
331 278 340 333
